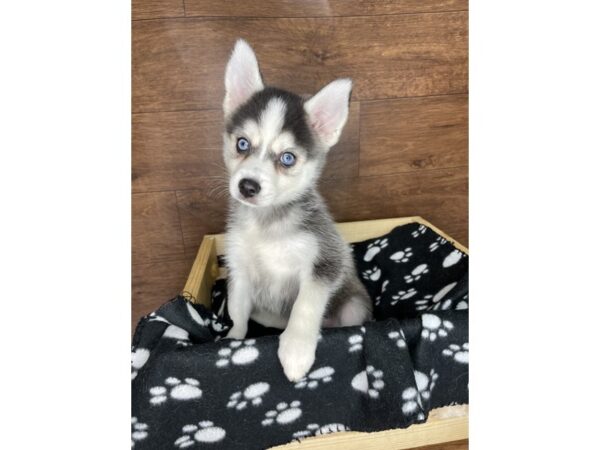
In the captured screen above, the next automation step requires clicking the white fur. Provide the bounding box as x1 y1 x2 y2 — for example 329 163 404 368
224 39 264 117
258 98 287 158
278 278 332 381
304 78 352 147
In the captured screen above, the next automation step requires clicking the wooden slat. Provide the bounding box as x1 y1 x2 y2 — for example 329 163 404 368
133 12 467 112
132 191 186 265
182 235 218 307
132 258 191 333
132 103 359 193
184 0 468 18
270 407 468 449
360 94 468 177
132 0 184 20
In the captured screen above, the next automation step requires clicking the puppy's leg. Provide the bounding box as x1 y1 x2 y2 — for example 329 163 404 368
278 278 330 382
225 275 252 340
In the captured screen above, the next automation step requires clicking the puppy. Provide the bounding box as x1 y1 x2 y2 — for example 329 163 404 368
222 39 372 381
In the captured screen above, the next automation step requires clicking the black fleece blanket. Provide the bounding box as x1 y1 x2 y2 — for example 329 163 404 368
131 222 469 449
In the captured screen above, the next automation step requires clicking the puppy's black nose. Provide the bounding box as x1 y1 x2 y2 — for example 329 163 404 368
238 178 261 198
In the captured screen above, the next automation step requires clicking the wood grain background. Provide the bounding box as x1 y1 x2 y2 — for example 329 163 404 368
132 1 469 338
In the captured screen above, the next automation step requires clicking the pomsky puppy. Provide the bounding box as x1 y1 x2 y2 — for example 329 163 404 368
221 39 372 382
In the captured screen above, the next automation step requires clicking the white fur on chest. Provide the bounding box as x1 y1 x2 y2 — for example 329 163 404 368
229 221 317 277
227 217 318 308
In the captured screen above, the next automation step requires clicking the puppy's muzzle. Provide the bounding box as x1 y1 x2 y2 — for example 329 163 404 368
239 178 261 198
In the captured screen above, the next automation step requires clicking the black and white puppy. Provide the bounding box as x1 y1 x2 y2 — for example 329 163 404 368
222 40 372 381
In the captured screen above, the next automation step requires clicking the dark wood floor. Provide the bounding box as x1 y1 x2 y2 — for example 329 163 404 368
132 1 469 339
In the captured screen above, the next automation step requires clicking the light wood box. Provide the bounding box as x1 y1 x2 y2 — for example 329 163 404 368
184 216 469 449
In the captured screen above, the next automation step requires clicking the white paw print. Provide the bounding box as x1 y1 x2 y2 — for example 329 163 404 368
362 266 381 282
262 401 303 426
402 369 439 420
163 324 192 347
391 287 418 305
375 280 389 305
429 236 447 252
351 365 385 399
226 382 270 410
149 377 202 405
442 343 469 364
295 366 335 389
421 314 454 341
347 326 366 352
455 294 468 310
131 417 148 447
443 249 465 268
293 423 350 440
404 264 429 283
388 329 407 348
364 238 388 262
415 281 458 311
131 347 150 381
411 224 427 237
216 339 259 367
174 421 226 447
389 247 413 263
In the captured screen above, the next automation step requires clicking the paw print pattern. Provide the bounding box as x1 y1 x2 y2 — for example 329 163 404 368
149 377 202 405
293 423 350 440
348 334 363 352
175 421 226 447
421 314 454 341
388 329 407 348
347 326 366 352
131 348 150 381
429 236 447 252
455 294 469 310
411 224 427 237
443 249 465 268
227 382 270 410
362 266 381 282
262 401 303 426
295 366 335 389
391 288 417 305
351 365 385 399
163 324 192 347
375 279 389 305
389 247 413 263
131 417 148 447
401 369 438 420
404 264 429 283
364 238 388 262
216 339 259 367
415 282 458 311
442 343 469 364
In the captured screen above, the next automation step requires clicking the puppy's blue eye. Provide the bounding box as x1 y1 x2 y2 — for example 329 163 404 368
280 152 296 167
236 137 250 152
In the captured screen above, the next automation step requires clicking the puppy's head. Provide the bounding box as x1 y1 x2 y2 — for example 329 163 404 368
222 39 352 208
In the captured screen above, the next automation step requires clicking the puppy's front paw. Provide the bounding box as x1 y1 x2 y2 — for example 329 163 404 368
278 330 316 382
225 326 247 340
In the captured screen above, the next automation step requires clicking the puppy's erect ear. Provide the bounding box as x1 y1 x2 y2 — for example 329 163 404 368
304 78 352 148
224 39 264 117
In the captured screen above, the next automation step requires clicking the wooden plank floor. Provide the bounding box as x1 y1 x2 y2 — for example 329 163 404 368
131 1 469 349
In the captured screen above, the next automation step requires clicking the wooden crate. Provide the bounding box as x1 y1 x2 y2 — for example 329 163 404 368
183 216 469 449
